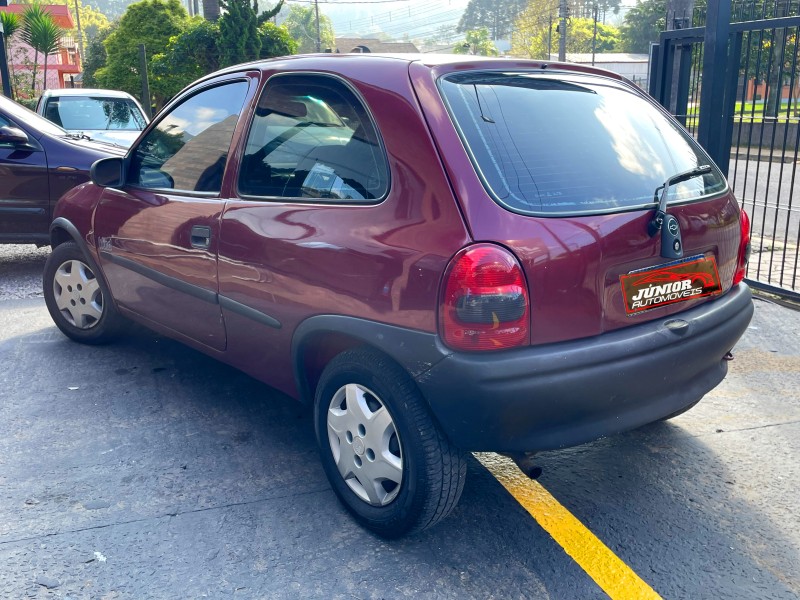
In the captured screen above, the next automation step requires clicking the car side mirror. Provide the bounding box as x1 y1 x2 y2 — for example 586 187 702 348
90 157 125 188
0 125 30 145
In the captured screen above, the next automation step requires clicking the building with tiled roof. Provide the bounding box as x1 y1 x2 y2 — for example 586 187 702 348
0 4 81 94
333 38 420 54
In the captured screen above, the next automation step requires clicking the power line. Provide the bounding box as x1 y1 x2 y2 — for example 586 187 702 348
288 0 413 4
335 8 464 36
373 11 463 36
331 2 460 31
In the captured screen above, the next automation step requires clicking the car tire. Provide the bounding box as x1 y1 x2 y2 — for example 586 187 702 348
43 241 125 345
314 347 467 538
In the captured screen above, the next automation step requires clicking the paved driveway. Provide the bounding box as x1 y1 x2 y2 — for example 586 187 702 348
1 245 798 599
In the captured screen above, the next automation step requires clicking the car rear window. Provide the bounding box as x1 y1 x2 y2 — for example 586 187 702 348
438 71 726 216
45 96 147 131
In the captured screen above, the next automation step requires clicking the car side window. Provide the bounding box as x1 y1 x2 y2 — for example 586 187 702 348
129 80 248 193
238 74 388 201
0 115 15 148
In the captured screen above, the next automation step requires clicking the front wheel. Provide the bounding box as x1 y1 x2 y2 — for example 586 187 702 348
314 347 466 538
43 241 125 344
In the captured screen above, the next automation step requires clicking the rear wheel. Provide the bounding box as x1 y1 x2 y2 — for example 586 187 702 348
43 241 124 344
314 347 466 538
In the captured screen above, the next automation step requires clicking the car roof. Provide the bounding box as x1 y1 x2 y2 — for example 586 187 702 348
195 53 626 85
40 88 137 99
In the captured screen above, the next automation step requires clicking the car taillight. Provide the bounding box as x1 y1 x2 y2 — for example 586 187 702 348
733 209 751 286
440 244 530 351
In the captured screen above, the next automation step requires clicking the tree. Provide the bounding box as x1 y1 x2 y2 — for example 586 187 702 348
514 10 620 59
619 0 666 53
568 0 622 20
458 0 527 40
1 11 20 56
564 18 620 53
218 0 261 67
97 0 189 110
1 12 20 97
151 18 219 99
64 0 111 41
21 4 64 93
87 0 133 21
257 0 284 26
258 21 297 58
280 5 334 54
733 1 794 118
511 0 558 59
82 24 115 88
453 28 499 56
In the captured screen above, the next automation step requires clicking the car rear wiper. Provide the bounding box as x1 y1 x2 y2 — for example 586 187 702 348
648 164 712 258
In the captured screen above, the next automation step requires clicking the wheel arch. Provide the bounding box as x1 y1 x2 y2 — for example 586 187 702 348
291 315 449 406
48 217 114 311
49 217 98 270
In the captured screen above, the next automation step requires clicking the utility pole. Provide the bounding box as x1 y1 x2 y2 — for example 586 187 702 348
667 0 694 29
314 0 321 52
666 0 695 113
138 44 152 120
547 14 552 59
558 0 567 61
0 17 12 99
592 2 597 66
73 0 85 67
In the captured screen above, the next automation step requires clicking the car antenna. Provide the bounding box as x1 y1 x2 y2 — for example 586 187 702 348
473 84 495 123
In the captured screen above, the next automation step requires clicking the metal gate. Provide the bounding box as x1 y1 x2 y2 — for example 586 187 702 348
650 0 800 300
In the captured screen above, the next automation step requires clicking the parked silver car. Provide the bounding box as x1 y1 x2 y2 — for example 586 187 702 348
36 88 148 148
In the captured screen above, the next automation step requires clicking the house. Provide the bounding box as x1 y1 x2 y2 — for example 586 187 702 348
0 4 81 94
550 53 650 88
333 38 420 54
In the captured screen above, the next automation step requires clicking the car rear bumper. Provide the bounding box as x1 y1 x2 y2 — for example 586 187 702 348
415 284 754 452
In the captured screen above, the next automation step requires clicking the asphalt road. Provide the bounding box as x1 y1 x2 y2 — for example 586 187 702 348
1 244 799 599
731 155 800 247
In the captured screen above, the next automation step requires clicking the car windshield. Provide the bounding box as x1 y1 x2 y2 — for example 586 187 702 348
438 71 727 216
0 95 66 137
44 96 147 131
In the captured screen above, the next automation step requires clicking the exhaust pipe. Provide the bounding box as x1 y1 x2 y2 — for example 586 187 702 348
504 452 543 480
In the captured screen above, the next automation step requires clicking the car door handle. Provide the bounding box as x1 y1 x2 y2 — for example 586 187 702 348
190 225 212 249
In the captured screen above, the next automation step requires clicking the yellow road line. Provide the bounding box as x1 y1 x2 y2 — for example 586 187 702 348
476 453 662 600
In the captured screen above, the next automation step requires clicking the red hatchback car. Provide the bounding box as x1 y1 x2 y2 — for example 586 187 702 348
43 55 753 537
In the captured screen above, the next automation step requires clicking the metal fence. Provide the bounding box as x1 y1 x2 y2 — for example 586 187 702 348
651 0 800 299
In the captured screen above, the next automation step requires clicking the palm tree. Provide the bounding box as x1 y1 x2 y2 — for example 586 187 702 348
1 12 20 97
21 4 63 94
1 12 20 55
32 16 62 93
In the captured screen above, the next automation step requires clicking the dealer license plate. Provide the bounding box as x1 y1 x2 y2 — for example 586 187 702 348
620 255 723 315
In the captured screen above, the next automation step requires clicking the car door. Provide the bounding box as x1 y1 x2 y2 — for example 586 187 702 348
93 75 254 351
217 72 401 391
0 112 50 243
